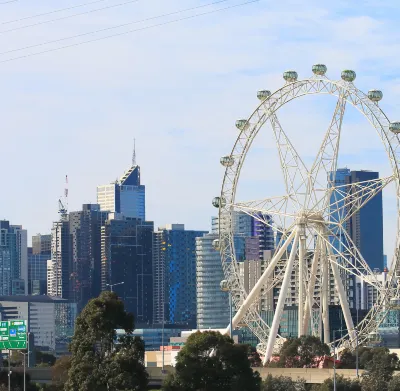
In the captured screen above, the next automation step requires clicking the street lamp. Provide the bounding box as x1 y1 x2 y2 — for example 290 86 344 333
220 280 232 339
21 351 29 391
106 282 124 293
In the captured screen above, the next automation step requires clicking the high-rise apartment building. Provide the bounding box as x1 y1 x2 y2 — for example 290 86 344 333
196 233 229 329
153 224 207 328
29 233 51 295
32 234 51 255
0 221 28 295
69 204 108 311
101 216 154 326
97 163 145 220
47 220 71 299
329 168 384 271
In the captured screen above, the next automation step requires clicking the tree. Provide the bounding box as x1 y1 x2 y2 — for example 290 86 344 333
248 346 262 367
35 350 56 367
261 374 306 391
162 331 261 391
313 375 361 391
278 335 330 368
65 291 148 391
361 348 399 391
389 375 400 391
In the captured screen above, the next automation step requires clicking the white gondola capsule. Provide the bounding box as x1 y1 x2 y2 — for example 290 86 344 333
220 156 234 167
283 70 298 82
212 197 226 208
235 119 249 130
212 239 220 250
341 70 356 82
312 64 327 76
368 89 383 102
220 279 229 292
389 122 400 134
257 90 271 101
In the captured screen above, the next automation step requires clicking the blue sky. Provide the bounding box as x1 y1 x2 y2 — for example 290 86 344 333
1 0 399 260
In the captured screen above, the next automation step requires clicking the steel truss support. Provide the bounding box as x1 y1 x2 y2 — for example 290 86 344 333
264 230 300 364
225 229 296 335
303 235 321 335
326 240 357 346
321 242 330 344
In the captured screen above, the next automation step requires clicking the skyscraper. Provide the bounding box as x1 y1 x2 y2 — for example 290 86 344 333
153 224 207 328
0 221 28 295
69 204 109 311
47 220 71 299
329 168 384 271
97 152 145 220
32 234 51 255
101 216 154 326
196 232 229 329
28 234 51 295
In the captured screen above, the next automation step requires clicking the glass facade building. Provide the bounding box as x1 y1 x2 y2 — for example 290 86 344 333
69 204 109 312
28 248 49 295
0 221 28 296
153 224 207 328
97 165 145 220
101 217 154 326
196 233 229 329
329 168 384 271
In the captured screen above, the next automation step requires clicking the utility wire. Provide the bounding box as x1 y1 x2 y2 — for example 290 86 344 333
0 0 142 34
0 0 259 64
0 0 230 56
1 0 107 24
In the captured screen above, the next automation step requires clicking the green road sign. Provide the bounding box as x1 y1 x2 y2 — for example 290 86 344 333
0 320 27 350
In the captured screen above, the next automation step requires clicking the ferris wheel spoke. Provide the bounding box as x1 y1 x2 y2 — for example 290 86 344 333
317 227 383 291
307 92 348 207
231 195 295 231
327 241 357 346
269 113 310 207
325 175 394 226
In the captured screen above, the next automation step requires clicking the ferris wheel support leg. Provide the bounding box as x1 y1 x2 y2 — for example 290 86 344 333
263 231 300 365
298 226 306 337
322 246 330 344
224 229 296 335
327 243 357 347
303 236 321 335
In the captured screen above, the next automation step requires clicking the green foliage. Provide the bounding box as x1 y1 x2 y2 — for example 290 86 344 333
248 345 262 367
162 331 261 391
311 375 361 391
361 347 399 391
65 291 148 391
389 375 400 391
261 374 307 391
277 335 330 368
35 350 57 367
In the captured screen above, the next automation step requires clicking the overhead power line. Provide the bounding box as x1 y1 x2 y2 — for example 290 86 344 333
1 0 107 24
0 0 231 56
0 0 142 34
0 0 259 64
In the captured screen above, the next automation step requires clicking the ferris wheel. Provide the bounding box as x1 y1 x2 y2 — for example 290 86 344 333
213 64 400 365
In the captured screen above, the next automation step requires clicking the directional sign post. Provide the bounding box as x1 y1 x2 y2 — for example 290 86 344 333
0 320 27 350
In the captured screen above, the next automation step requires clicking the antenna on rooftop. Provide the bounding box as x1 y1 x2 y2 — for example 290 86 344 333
132 138 136 166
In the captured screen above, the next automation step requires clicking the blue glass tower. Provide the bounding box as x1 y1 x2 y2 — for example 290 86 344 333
329 168 384 271
153 224 207 328
97 151 145 220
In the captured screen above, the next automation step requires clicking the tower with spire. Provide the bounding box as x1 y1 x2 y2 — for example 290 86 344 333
96 141 145 220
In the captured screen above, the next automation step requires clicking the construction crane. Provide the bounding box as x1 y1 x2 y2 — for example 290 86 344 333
58 175 68 221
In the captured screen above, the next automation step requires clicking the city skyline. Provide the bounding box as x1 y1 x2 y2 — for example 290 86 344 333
0 1 399 260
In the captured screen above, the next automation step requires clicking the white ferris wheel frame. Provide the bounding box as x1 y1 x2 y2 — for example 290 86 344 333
217 71 400 364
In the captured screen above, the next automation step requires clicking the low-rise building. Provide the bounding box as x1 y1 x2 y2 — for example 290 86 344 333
0 295 77 354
